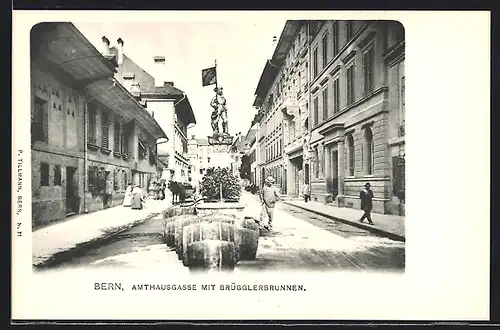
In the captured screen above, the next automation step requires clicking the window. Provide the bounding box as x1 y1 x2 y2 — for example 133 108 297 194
32 97 48 143
114 170 119 191
333 77 340 113
364 128 374 175
332 21 339 57
313 96 319 127
314 147 319 178
54 165 61 186
399 76 406 137
114 120 121 153
346 64 355 106
347 135 355 176
122 123 130 155
88 104 97 145
313 48 318 78
138 140 147 160
322 86 329 121
88 166 97 193
40 162 49 186
322 33 328 68
101 112 109 149
363 46 375 96
346 21 353 41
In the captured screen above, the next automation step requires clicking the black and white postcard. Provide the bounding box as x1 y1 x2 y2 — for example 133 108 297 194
12 10 490 321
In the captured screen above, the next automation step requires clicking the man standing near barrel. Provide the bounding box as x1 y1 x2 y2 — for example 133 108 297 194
259 176 280 231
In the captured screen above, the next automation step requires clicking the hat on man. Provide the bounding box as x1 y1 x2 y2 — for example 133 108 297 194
364 182 371 187
266 176 275 183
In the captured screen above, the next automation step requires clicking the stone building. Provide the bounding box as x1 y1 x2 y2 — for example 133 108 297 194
108 42 196 185
252 20 405 215
30 23 167 227
187 136 211 188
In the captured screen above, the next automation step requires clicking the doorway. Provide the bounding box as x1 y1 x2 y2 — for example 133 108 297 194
65 166 78 215
304 163 310 184
103 170 112 209
330 149 339 199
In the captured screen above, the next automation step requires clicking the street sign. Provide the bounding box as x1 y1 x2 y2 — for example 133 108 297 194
202 66 217 86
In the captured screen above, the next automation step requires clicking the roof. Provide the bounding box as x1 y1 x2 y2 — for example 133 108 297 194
110 46 196 126
244 129 257 147
253 20 302 105
31 22 116 87
31 22 166 140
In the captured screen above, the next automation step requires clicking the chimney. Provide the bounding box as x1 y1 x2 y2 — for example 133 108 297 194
153 56 167 88
271 36 278 56
101 36 110 55
165 82 174 87
117 38 124 65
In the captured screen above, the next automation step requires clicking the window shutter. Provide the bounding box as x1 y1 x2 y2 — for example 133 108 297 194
42 103 49 143
101 112 109 149
114 120 120 152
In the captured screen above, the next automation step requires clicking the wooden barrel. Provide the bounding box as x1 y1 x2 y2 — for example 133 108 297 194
183 221 240 268
186 240 235 271
164 215 198 247
175 216 206 260
234 217 260 260
201 214 238 225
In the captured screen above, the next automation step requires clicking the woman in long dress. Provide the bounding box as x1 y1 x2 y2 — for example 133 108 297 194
122 182 133 207
131 184 145 210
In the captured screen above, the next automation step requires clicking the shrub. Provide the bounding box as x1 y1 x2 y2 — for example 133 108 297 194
201 167 241 202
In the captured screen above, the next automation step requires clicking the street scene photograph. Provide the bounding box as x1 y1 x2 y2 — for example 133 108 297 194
30 19 406 273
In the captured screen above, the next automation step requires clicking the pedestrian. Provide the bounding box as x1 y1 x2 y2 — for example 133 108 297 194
302 182 311 202
158 179 166 201
122 182 133 207
259 176 280 231
131 184 146 210
359 182 374 225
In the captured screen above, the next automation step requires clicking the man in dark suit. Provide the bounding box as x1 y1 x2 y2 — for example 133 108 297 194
359 182 374 225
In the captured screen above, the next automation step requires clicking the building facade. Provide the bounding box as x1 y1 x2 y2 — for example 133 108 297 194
31 23 167 228
252 20 405 215
187 136 211 188
109 43 196 185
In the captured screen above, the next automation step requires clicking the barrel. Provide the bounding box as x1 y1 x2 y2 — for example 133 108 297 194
163 205 196 219
173 215 202 259
164 215 198 247
182 221 241 267
201 214 239 225
233 217 260 260
175 216 206 260
186 240 236 271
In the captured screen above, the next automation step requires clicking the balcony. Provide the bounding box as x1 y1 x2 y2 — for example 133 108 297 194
280 96 299 118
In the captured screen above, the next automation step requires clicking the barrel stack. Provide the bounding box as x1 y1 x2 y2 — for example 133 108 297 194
162 204 260 271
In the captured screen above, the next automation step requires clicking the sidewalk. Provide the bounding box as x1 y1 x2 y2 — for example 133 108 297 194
32 199 171 268
283 199 405 241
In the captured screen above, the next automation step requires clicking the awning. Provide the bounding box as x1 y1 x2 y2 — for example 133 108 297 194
85 78 167 140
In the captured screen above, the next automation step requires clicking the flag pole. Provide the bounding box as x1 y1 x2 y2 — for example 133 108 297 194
214 59 218 90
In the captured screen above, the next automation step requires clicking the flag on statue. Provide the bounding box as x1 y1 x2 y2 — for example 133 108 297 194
202 66 217 87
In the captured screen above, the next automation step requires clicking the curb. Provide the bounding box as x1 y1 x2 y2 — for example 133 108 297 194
283 202 405 242
33 212 161 270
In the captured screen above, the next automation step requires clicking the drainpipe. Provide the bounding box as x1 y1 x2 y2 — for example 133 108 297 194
82 79 117 213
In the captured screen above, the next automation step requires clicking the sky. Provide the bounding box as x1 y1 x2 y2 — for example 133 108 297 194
74 20 286 139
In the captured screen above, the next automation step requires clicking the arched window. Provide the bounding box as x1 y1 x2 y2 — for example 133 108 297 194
364 128 374 175
347 134 355 176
